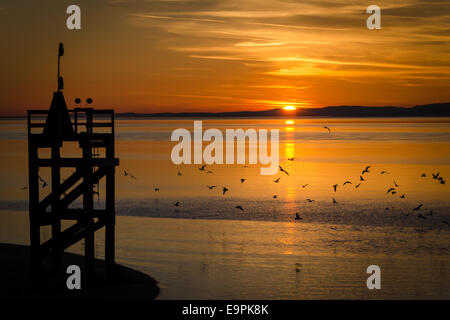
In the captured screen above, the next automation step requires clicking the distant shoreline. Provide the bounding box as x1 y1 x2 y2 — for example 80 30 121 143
1 102 449 119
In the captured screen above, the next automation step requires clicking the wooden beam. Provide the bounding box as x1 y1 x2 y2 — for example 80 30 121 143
57 166 108 208
36 157 118 167
38 209 108 224
40 220 105 253
40 222 84 253
38 169 83 210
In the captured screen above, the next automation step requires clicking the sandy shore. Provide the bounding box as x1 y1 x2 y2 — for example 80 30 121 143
0 243 159 300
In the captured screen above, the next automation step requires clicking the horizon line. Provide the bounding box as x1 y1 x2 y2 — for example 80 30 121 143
1 102 449 118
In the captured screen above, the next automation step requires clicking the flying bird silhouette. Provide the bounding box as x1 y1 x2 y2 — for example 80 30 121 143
279 166 289 175
235 205 244 211
154 188 160 192
380 171 389 175
332 184 338 192
323 126 331 133
360 176 365 181
386 187 396 194
240 178 246 183
178 171 183 176
199 165 206 171
287 157 295 161
343 181 352 186
174 202 180 207
355 183 361 189
274 177 281 183
400 194 406 199
362 166 371 174
38 175 48 188
295 213 302 220
301 184 309 188
207 185 216 190
333 198 337 204
273 195 278 199
421 173 426 177
306 199 315 203
222 187 229 195
393 180 400 187
124 170 136 179
413 204 423 211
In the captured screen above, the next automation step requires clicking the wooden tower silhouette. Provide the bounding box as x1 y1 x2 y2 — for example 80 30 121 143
27 43 119 283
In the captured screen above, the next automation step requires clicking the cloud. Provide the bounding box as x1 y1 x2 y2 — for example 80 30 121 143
249 85 309 90
121 0 450 105
129 13 225 23
235 42 286 47
382 1 450 18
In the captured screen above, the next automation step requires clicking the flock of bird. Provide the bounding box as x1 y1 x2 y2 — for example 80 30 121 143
21 125 448 228
118 153 448 228
147 162 447 226
324 165 447 226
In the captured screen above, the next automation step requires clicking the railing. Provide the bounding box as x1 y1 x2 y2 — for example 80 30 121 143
28 108 114 136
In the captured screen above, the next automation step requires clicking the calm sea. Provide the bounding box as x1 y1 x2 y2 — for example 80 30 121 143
1 117 449 227
1 117 449 299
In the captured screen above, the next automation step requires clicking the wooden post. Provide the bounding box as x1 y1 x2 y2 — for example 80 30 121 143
82 129 95 285
51 144 62 273
105 115 116 278
28 133 40 277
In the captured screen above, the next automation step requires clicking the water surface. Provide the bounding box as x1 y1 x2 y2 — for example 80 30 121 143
0 117 449 299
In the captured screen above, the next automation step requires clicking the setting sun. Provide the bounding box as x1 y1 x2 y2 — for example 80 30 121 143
284 106 296 111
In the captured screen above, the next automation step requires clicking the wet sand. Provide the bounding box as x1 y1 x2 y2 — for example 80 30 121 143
1 211 449 299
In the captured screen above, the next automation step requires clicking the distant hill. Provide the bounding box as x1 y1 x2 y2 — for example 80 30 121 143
116 103 450 118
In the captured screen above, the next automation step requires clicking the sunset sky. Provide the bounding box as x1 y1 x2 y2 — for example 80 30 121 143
1 0 449 115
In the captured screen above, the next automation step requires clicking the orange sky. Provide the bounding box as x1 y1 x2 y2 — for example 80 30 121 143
1 0 449 116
